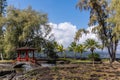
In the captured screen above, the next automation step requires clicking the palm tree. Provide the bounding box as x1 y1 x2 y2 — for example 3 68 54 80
84 39 101 66
53 41 59 53
76 44 86 59
68 42 77 59
54 41 59 48
57 44 66 58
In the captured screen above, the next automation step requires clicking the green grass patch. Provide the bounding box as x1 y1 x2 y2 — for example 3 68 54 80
101 58 109 62
57 58 73 61
58 58 92 64
70 59 92 64
0 60 14 63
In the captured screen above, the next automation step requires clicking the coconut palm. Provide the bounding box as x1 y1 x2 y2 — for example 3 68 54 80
68 42 77 59
53 41 59 53
84 39 101 66
57 44 66 58
76 44 86 59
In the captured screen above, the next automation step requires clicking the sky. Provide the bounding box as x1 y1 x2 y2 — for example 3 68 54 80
7 0 89 29
7 0 120 54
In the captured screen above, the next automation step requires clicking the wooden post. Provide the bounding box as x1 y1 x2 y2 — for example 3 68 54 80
33 50 35 63
26 50 29 61
33 50 34 60
17 51 20 61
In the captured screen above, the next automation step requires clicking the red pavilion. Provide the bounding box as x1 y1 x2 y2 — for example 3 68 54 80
16 47 36 63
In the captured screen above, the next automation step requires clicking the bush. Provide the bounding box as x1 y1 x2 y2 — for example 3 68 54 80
88 53 101 61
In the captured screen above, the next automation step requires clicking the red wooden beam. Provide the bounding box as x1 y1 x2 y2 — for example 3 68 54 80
26 50 29 61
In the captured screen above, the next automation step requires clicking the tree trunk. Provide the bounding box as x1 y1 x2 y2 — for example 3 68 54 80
107 40 118 65
0 53 3 60
90 49 94 67
80 53 82 60
74 52 76 59
109 56 115 67
63 52 66 59
92 52 94 67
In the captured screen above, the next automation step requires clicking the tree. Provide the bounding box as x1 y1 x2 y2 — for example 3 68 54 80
0 0 7 60
108 0 120 42
0 0 7 16
74 29 89 42
84 39 100 66
68 42 77 59
88 52 100 61
57 44 66 58
43 40 58 63
0 16 5 60
76 0 120 64
76 44 86 59
3 6 51 58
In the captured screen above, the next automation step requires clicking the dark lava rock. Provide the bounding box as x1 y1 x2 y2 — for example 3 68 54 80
0 70 16 76
13 63 25 68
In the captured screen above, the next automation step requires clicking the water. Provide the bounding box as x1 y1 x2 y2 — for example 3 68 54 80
14 64 33 73
41 63 55 67
22 64 32 71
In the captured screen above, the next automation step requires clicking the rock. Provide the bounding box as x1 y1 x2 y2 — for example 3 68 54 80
13 63 25 68
0 70 16 76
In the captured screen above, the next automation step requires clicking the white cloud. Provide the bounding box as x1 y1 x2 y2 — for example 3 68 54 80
49 22 77 48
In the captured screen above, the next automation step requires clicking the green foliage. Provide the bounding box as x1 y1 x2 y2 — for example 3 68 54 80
88 53 101 61
43 41 58 60
0 0 7 16
74 29 89 42
56 44 66 58
84 39 101 53
76 44 86 54
68 42 77 51
68 42 87 59
68 42 77 59
2 6 52 58
108 0 120 40
0 0 7 60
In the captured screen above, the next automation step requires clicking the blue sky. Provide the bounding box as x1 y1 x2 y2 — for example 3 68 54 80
7 0 90 29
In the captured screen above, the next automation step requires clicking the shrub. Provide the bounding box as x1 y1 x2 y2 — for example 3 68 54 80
88 53 101 61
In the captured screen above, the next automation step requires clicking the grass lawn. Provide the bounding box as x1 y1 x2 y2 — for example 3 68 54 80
70 59 91 63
